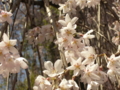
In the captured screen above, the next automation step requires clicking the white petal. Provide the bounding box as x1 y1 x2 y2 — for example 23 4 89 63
67 22 73 28
82 58 90 65
86 30 94 34
87 35 95 38
58 20 66 26
9 46 20 58
90 73 100 80
10 40 17 46
44 61 53 71
87 84 92 90
16 57 28 69
89 64 98 72
69 80 79 90
74 69 80 76
3 33 9 43
43 70 51 76
71 17 78 25
54 60 63 71
67 66 75 70
33 86 38 90
65 14 71 22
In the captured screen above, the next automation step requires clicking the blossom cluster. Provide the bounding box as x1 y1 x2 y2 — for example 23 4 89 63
0 33 28 78
59 0 100 14
0 10 28 78
30 0 120 90
33 14 109 90
26 25 55 45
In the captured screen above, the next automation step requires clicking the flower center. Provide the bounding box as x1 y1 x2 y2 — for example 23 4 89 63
66 30 72 36
2 13 8 18
74 63 80 69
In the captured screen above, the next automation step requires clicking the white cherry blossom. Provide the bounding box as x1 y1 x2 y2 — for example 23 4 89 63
60 22 76 36
0 33 19 57
58 79 72 90
43 60 64 77
33 75 52 90
107 54 120 70
81 64 100 84
67 57 85 76
58 14 78 28
0 10 13 24
81 46 96 65
83 30 95 45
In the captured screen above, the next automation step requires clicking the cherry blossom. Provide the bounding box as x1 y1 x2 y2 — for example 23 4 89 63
58 14 78 28
43 59 64 77
81 46 96 65
0 10 13 24
33 75 52 90
67 57 85 76
81 64 100 84
107 54 120 70
58 79 72 90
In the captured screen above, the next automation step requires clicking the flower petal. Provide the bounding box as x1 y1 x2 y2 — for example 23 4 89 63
44 61 53 71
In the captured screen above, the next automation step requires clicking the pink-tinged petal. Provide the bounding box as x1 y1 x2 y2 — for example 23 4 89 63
7 12 13 16
9 46 20 57
0 17 7 22
44 61 53 71
3 33 9 43
10 40 17 46
7 17 13 24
